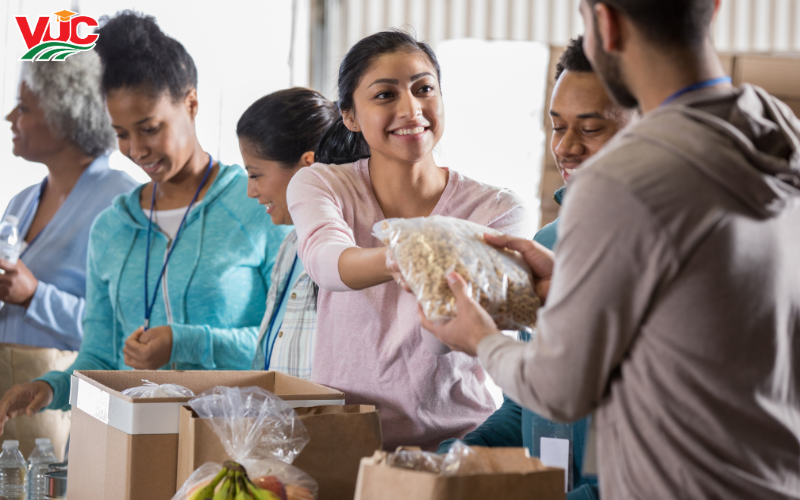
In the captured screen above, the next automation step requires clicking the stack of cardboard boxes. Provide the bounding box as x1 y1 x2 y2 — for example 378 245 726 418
66 371 564 500
67 370 379 500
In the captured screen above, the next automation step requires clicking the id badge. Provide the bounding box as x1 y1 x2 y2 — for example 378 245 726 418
532 418 574 492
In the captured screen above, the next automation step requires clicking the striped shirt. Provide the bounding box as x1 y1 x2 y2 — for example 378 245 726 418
251 230 317 378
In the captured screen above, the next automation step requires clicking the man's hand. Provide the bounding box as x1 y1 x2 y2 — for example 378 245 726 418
123 325 173 369
419 272 501 356
0 259 38 308
0 381 54 436
484 233 554 302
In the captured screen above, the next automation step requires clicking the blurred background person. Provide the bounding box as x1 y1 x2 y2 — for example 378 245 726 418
0 51 138 458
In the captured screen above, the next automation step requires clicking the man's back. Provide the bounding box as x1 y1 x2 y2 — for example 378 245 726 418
553 84 800 498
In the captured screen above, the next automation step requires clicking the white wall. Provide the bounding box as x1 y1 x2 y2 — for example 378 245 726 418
434 39 549 230
1 0 297 212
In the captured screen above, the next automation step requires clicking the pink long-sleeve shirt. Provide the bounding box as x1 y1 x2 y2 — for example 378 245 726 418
287 158 533 450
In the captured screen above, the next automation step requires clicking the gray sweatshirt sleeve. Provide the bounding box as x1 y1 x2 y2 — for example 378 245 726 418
478 172 678 422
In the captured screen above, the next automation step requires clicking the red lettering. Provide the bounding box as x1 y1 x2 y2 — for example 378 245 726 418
43 20 70 43
70 16 98 45
15 17 49 49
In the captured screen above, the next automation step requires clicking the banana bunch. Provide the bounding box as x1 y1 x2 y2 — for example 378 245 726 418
190 461 280 500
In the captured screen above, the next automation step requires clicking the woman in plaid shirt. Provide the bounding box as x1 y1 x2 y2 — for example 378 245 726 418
237 88 338 379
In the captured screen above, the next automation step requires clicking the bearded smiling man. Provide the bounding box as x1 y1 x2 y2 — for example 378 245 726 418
423 0 800 498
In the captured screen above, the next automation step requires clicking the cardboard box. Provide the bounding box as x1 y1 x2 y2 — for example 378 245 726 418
733 54 800 100
67 370 345 500
354 446 564 500
177 404 382 500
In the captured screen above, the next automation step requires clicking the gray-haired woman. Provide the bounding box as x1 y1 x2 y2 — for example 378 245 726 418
0 50 138 458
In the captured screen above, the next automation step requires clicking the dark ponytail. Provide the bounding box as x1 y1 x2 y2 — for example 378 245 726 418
95 11 197 100
315 30 442 165
314 116 370 164
237 88 337 167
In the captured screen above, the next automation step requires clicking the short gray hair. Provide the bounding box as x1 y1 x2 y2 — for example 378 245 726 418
20 50 115 157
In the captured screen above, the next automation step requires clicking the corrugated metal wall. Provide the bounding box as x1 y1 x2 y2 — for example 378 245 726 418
311 0 800 97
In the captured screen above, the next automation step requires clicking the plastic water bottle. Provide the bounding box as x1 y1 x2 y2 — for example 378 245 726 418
25 439 50 468
0 440 27 500
25 439 52 500
26 444 56 500
0 215 21 312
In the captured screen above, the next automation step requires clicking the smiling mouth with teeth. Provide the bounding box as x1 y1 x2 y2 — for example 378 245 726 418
140 160 162 171
392 126 426 136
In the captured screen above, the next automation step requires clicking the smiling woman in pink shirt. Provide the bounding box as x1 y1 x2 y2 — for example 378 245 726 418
286 31 533 450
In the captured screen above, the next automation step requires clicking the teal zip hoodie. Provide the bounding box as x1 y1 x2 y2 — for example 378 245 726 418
38 162 291 410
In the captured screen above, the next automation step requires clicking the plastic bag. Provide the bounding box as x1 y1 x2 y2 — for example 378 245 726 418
172 386 318 500
387 441 491 476
121 379 195 398
374 216 541 330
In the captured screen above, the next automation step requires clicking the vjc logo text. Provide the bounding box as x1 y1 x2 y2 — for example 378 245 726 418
15 10 98 61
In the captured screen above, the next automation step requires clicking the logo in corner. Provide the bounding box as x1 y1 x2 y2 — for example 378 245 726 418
15 10 98 61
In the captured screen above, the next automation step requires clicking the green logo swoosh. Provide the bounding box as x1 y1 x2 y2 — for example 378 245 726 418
21 41 95 61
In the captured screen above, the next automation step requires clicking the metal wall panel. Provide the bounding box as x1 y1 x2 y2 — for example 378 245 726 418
311 0 800 97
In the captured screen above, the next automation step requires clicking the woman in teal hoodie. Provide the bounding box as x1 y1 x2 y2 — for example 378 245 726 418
0 12 289 421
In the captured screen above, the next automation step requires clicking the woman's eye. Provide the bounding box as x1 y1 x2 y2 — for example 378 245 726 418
418 85 435 94
583 128 603 134
375 91 393 99
552 127 566 132
142 126 160 134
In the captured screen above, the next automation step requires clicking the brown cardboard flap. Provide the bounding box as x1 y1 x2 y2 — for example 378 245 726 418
471 447 548 474
734 54 800 100
74 370 343 403
177 404 382 500
354 448 564 500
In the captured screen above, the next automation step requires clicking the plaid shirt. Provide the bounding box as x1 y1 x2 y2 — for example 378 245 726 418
251 230 317 378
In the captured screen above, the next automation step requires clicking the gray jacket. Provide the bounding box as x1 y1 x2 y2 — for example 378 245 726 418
480 84 800 499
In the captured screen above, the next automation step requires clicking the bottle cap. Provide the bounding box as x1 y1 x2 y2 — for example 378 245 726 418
35 438 51 445
2 215 19 226
2 440 19 449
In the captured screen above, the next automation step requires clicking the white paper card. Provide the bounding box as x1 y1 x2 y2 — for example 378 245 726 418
540 437 570 492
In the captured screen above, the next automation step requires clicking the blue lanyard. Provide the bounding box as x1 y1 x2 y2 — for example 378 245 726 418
17 179 47 258
661 76 732 106
264 254 299 370
143 155 213 330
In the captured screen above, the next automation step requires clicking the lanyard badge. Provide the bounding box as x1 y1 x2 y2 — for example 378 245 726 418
143 154 214 330
661 76 732 107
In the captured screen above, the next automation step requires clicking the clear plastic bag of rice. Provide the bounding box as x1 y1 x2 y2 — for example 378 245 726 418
373 215 540 331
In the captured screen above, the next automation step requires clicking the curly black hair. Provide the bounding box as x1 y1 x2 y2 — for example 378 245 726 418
555 36 593 81
95 11 197 99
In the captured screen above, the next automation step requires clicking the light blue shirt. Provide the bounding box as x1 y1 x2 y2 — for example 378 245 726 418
264 254 304 369
0 155 138 351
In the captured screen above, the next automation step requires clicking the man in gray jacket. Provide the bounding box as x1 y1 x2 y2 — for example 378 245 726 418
422 0 800 498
